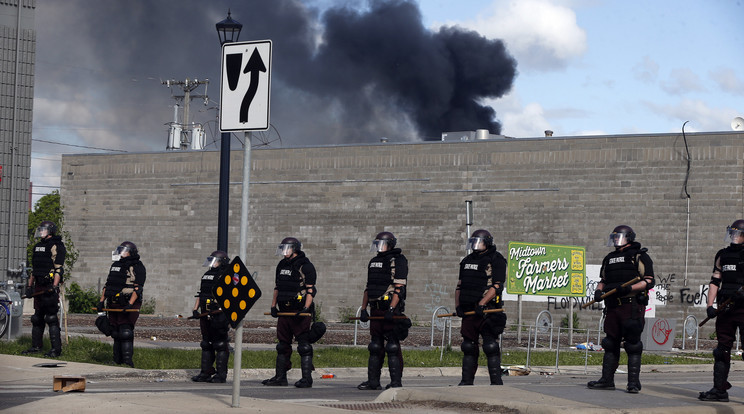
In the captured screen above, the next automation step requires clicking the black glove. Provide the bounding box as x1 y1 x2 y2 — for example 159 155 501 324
614 284 632 297
52 285 60 294
707 306 718 319
359 309 369 322
475 304 487 317
25 285 33 298
123 302 133 310
296 306 309 316
384 307 395 322
193 310 201 319
270 306 278 318
736 288 744 299
96 301 104 312
455 306 464 318
593 289 603 303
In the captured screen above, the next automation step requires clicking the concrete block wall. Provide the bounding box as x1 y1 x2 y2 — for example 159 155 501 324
60 132 744 335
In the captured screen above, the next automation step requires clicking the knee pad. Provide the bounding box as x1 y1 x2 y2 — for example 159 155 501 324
297 342 313 357
624 340 643 355
482 339 500 357
385 340 400 355
368 337 384 354
461 338 478 357
601 336 619 353
119 325 134 340
200 340 213 351
213 340 229 352
31 313 44 327
276 341 292 354
44 314 59 325
714 346 731 363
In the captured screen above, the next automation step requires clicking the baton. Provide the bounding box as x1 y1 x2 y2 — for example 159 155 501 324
349 315 410 321
22 288 55 299
437 308 504 318
188 309 223 320
698 287 744 327
264 312 312 317
90 307 140 312
582 277 641 309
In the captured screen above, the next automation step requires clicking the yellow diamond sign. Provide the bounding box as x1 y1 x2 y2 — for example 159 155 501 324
213 256 262 328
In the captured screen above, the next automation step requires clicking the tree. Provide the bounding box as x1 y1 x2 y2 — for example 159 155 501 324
27 190 78 283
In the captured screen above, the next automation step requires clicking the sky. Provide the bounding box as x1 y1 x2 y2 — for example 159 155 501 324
29 0 744 205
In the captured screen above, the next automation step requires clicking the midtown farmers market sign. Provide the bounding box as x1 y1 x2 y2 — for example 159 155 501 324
507 242 586 297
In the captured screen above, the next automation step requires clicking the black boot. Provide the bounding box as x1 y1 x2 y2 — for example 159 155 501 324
45 322 62 358
358 352 383 390
192 349 215 382
23 319 44 354
294 355 314 388
626 353 642 393
263 353 289 386
700 350 731 402
209 350 229 383
458 339 478 386
587 349 618 390
487 355 503 385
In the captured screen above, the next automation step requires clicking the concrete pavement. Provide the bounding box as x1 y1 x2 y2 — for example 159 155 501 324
4 353 744 413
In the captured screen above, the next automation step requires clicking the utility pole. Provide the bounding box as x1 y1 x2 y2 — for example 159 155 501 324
162 78 209 150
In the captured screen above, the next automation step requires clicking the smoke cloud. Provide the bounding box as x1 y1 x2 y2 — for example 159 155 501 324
34 0 517 149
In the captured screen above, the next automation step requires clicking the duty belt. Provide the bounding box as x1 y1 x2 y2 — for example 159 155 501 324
369 300 391 310
613 296 636 306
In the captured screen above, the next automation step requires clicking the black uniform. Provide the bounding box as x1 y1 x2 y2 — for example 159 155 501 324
456 245 507 386
27 235 66 357
192 265 230 383
103 253 146 367
266 251 317 387
360 248 409 390
590 241 654 392
701 244 744 400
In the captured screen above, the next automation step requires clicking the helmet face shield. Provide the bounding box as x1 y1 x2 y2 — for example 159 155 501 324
275 243 295 256
466 237 487 252
34 226 50 238
370 239 392 253
607 232 630 247
725 227 744 244
111 245 132 261
202 256 222 268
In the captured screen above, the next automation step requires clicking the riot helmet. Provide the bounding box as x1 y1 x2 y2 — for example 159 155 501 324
725 220 744 244
276 237 301 256
466 229 493 252
34 220 57 238
607 225 635 247
112 241 138 261
203 250 229 268
370 231 397 252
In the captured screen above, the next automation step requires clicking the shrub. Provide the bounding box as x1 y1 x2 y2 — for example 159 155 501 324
66 282 99 314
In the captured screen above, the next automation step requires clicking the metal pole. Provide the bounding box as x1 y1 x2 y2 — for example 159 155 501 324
465 200 473 254
231 131 252 408
218 131 230 252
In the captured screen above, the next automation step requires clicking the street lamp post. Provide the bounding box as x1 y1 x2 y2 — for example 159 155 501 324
215 11 242 253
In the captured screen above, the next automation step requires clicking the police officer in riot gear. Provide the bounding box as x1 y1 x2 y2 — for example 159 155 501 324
455 229 507 386
357 231 410 390
263 237 318 388
97 241 146 367
699 220 744 402
191 251 231 383
588 225 654 393
23 221 66 357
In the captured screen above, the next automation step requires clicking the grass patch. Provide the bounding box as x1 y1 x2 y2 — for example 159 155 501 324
0 336 712 370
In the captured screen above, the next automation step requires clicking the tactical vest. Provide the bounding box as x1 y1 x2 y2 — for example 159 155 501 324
718 246 744 298
603 250 642 289
458 249 503 309
276 257 309 306
104 261 136 298
31 240 55 285
366 252 398 301
199 267 223 300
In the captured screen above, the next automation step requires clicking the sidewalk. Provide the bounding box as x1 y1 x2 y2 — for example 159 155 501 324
4 353 744 413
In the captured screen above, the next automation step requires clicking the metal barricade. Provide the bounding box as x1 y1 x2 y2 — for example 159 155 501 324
682 314 699 351
353 305 369 346
430 306 452 349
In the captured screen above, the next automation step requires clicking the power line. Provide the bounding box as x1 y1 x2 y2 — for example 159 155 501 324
32 138 128 153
